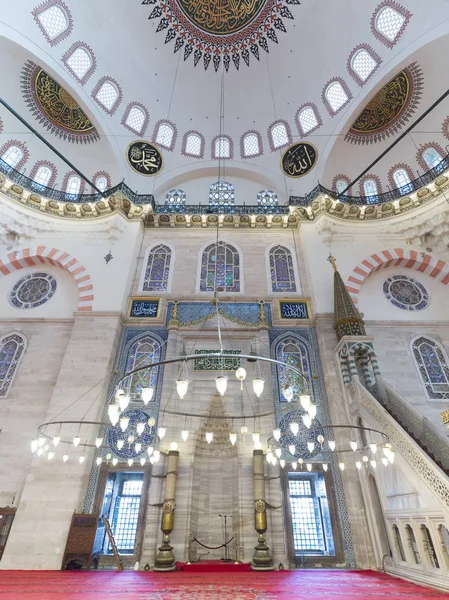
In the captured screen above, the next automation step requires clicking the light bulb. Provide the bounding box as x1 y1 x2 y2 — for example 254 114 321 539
273 428 281 442
63 454 69 462
95 437 103 448
181 430 189 442
47 451 54 461
216 376 228 396
79 455 85 464
307 464 312 472
115 389 125 401
280 459 285 468
308 404 317 419
275 448 282 458
282 385 294 402
206 432 213 444
136 423 145 435
339 462 345 471
148 417 156 427
328 440 336 451
370 460 377 469
300 394 311 410
112 458 118 466
252 378 264 397
154 450 160 462
355 461 362 470
53 436 60 447
170 442 178 451
369 443 378 455
298 458 304 465
254 441 262 450
128 459 133 467
118 394 130 411
302 414 312 429
350 441 358 452
108 404 119 426
362 455 369 463
323 464 328 472
158 427 166 439
290 422 299 436
292 462 297 470
387 451 395 464
235 367 246 381
38 437 45 447
381 457 389 467
317 434 324 445
252 432 260 444
135 443 142 453
119 417 129 432
140 458 146 466
31 439 38 453
147 446 154 457
176 379 189 400
229 432 237 445
288 445 296 455
96 457 102 466
37 448 44 457
117 440 124 450
307 441 315 453
141 387 154 404
73 436 81 447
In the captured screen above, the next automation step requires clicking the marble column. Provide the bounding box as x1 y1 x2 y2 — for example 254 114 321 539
154 450 179 571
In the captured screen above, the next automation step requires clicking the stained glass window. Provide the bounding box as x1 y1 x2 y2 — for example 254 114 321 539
412 337 449 400
124 335 161 402
1 145 24 169
9 273 57 309
422 147 444 172
0 333 26 397
143 244 171 291
209 182 235 208
325 81 349 114
200 242 240 292
393 168 413 195
269 245 297 293
270 122 290 149
165 189 186 209
375 6 406 43
95 80 119 112
242 133 260 157
383 275 428 311
276 337 310 401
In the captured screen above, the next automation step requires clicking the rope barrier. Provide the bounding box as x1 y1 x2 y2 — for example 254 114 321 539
191 536 234 550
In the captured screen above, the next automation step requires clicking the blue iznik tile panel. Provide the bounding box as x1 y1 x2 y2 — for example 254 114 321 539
166 301 272 327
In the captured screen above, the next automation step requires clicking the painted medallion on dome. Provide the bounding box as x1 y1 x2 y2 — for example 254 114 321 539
281 142 317 178
346 62 423 145
127 140 163 176
143 0 299 71
21 61 99 144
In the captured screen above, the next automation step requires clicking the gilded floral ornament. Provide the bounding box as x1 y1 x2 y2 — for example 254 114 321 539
21 60 99 144
143 0 300 71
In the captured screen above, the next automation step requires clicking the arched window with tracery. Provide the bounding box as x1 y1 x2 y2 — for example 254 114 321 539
200 241 240 292
32 164 54 190
0 141 28 171
153 121 177 151
209 181 235 208
268 121 291 151
420 146 444 173
182 131 204 158
257 189 278 212
143 244 172 292
269 245 297 293
241 131 262 158
276 336 310 401
392 525 406 562
62 42 96 84
124 334 161 402
0 332 26 398
412 337 449 401
165 189 186 210
391 166 413 195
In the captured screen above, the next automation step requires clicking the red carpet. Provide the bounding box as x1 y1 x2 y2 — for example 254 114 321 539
1 569 448 599
177 560 252 572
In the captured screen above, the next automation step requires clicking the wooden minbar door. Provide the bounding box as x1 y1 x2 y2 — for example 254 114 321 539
0 507 16 561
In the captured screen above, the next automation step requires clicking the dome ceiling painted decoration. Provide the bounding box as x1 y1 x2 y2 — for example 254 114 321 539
345 62 423 145
143 0 299 71
21 60 99 144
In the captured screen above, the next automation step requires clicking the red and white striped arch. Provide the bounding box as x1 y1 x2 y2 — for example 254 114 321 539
347 248 449 305
0 247 94 311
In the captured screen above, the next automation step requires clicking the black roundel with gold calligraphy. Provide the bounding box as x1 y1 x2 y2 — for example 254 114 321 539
281 143 318 178
177 0 266 35
127 141 163 176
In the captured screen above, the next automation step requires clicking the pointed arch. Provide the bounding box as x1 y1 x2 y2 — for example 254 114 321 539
141 243 173 292
273 333 311 402
198 240 242 293
266 243 300 293
411 335 449 401
123 332 163 402
0 247 94 311
346 248 449 305
0 331 27 398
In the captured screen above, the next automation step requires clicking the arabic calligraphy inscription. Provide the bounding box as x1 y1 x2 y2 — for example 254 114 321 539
127 141 163 176
194 350 241 371
279 301 310 320
129 299 160 318
281 143 318 179
176 0 267 35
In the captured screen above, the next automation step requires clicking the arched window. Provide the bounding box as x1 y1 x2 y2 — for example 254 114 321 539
1 144 25 170
33 165 53 188
392 167 413 194
323 80 351 115
349 47 380 84
154 121 176 150
122 103 148 135
65 175 81 196
363 178 378 198
257 190 278 212
165 189 186 208
373 3 411 47
405 525 420 564
33 1 72 45
438 525 449 569
393 525 406 562
124 334 161 402
421 146 444 171
241 132 262 158
296 105 321 136
209 182 235 208
276 337 311 401
412 337 449 400
63 43 95 84
200 241 240 292
143 244 172 292
269 245 297 293
182 132 204 158
94 175 108 193
335 178 349 195
213 136 232 159
0 333 26 397
92 77 122 114
269 121 291 150
420 525 439 568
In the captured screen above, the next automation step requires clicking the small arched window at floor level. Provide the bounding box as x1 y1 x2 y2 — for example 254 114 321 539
392 525 406 562
65 175 82 196
143 244 172 292
33 165 53 188
0 333 27 398
269 245 297 293
411 337 449 400
393 168 413 195
200 241 240 292
422 147 444 172
1 145 24 169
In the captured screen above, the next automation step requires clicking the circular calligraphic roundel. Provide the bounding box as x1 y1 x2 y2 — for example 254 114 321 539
281 142 318 178
176 0 267 36
127 140 163 176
